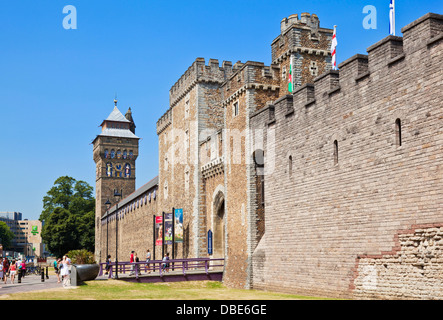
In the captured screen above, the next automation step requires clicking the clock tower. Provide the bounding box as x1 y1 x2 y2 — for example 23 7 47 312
92 99 139 259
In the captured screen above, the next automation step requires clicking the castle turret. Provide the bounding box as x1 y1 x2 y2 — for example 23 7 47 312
92 99 140 261
272 13 333 94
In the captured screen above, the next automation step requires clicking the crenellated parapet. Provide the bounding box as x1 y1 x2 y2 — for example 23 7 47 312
271 13 333 64
249 12 443 300
259 12 443 123
156 107 172 135
169 58 233 108
221 61 280 107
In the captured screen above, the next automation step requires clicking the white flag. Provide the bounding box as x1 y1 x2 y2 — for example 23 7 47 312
389 0 396 36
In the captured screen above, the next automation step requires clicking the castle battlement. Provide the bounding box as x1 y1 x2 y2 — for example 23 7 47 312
250 12 443 300
272 12 333 64
221 61 280 105
253 12 442 125
169 57 234 108
156 107 172 135
280 13 320 34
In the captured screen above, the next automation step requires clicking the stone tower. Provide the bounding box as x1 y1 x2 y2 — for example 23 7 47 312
271 13 333 94
92 99 139 260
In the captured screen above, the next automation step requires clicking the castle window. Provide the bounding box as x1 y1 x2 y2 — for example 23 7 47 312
106 163 113 177
104 149 109 159
185 168 190 195
233 101 239 117
253 149 265 206
395 118 402 147
309 61 319 76
111 149 115 159
117 150 122 159
282 66 287 80
164 180 168 199
185 99 190 119
124 163 131 177
288 155 293 177
123 150 127 159
253 149 264 168
333 140 339 165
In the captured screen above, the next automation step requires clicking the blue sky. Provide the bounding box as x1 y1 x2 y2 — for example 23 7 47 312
0 0 441 221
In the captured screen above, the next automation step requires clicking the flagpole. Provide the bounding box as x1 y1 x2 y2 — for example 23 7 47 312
393 0 396 36
390 0 396 36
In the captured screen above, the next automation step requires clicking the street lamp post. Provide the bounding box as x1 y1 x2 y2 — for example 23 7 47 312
114 189 122 279
105 199 111 262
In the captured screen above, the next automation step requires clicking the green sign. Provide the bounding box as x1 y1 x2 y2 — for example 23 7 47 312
31 226 39 235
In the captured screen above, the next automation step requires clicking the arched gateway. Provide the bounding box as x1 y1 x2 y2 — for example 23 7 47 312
213 189 225 259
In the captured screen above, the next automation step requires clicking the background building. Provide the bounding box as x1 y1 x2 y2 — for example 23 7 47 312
0 212 46 258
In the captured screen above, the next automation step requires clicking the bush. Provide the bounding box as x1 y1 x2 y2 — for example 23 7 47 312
66 249 96 264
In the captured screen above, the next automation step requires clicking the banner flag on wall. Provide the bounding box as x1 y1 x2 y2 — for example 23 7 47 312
155 216 163 246
174 208 184 243
164 213 173 245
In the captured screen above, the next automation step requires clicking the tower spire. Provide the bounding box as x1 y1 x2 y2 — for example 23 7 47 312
114 93 118 107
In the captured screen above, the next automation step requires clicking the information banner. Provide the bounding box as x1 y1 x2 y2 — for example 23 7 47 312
174 208 183 243
164 213 173 245
155 216 163 246
208 229 213 255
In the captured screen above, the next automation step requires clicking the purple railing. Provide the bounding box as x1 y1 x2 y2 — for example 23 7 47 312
99 258 224 280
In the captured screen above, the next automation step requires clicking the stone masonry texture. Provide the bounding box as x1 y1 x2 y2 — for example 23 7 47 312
94 12 443 299
250 13 443 299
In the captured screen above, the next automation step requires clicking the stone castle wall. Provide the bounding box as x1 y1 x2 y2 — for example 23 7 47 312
250 13 443 299
94 12 442 299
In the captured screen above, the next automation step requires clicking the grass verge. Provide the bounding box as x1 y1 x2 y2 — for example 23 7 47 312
1 280 334 300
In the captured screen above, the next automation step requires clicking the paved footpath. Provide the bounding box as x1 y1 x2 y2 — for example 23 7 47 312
0 274 65 296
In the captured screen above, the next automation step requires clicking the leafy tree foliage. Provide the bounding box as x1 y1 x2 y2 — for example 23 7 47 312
0 221 15 249
40 176 95 257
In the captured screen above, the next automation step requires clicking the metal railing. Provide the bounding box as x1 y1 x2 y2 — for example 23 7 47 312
99 258 224 279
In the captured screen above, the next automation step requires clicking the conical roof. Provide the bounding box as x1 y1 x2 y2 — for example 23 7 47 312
106 106 130 123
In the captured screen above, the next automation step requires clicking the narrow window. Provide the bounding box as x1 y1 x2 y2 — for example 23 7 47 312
395 118 402 147
333 140 339 165
185 100 190 119
233 101 239 117
253 149 265 206
288 155 293 177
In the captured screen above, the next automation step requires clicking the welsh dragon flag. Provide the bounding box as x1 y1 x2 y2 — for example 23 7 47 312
288 59 293 93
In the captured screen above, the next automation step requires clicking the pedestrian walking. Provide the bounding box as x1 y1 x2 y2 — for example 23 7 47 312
134 252 140 275
54 258 61 283
9 260 17 284
129 251 135 276
105 255 111 275
161 252 170 273
0 258 3 287
146 249 151 274
20 260 26 279
61 255 71 287
2 258 9 285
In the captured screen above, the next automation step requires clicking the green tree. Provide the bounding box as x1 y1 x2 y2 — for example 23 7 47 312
0 221 15 249
40 176 95 257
